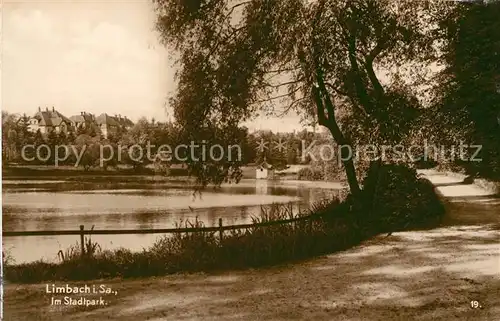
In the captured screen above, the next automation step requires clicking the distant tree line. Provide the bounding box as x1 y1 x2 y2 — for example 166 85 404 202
2 113 341 175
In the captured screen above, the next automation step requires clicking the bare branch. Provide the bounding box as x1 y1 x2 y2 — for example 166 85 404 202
265 67 300 74
209 25 246 57
276 97 307 117
252 86 304 105
225 1 252 20
261 79 305 89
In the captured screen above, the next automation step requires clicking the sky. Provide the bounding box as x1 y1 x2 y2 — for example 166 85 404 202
1 0 305 132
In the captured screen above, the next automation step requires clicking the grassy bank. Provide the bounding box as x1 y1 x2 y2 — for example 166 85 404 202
2 164 305 182
4 201 362 283
2 164 189 178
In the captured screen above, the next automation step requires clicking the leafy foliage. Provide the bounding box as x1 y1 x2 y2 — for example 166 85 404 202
361 163 445 232
432 0 500 179
297 167 324 181
153 0 454 190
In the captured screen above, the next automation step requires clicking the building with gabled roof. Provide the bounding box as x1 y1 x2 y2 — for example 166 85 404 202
114 114 134 129
69 112 95 130
27 107 72 134
95 113 135 138
26 107 135 138
95 113 121 139
256 157 275 179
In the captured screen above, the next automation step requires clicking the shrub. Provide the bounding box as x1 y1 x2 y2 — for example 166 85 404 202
414 157 438 169
297 167 324 181
360 162 445 233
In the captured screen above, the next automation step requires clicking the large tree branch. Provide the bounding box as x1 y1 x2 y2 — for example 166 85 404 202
314 74 350 146
312 40 351 146
324 81 368 118
347 34 374 114
312 75 361 196
366 39 386 64
311 0 355 143
364 40 386 98
364 61 384 99
311 86 329 128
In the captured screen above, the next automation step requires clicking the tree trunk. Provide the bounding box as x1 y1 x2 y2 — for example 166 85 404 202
309 44 362 197
311 85 362 197
343 157 361 196
326 126 361 197
364 158 382 211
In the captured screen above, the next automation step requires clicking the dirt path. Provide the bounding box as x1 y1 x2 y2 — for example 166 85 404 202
3 173 499 321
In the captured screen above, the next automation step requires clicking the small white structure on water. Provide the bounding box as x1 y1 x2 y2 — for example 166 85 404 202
256 158 274 180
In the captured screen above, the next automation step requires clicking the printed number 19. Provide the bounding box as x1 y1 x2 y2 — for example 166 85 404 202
471 301 481 309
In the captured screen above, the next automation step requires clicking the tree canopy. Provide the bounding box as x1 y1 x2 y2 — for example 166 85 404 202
433 0 500 178
154 0 456 191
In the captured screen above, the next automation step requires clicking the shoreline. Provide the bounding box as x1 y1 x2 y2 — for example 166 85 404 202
2 165 346 187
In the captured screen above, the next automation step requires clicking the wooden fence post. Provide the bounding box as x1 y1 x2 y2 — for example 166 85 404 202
218 218 223 243
79 225 85 257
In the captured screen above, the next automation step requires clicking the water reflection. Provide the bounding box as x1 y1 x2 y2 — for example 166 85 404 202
3 178 343 263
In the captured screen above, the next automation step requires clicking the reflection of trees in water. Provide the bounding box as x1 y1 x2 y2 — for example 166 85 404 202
175 187 342 227
36 215 69 231
206 206 251 226
207 207 219 227
2 213 24 230
306 188 343 205
129 210 194 230
4 184 341 232
131 211 157 230
268 187 293 196
222 186 257 195
255 180 268 195
104 213 125 224
240 206 249 221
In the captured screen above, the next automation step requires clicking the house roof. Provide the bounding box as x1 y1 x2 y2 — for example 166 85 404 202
118 116 134 127
256 161 272 170
69 112 94 123
95 113 134 127
32 109 71 127
96 113 120 126
30 109 134 128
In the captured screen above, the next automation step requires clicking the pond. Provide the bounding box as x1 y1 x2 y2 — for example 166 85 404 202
2 177 345 263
